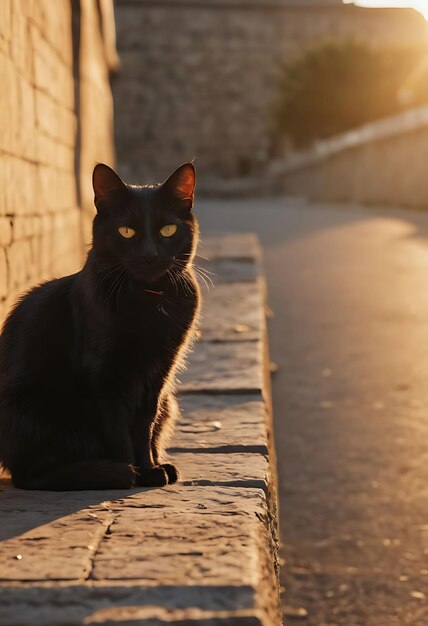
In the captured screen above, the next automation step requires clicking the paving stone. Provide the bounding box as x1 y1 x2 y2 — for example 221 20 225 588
0 484 266 521
199 281 265 343
168 453 269 491
0 481 126 515
202 259 260 285
180 341 264 394
108 486 267 517
0 584 260 626
200 234 261 262
0 508 112 581
0 486 268 582
86 606 268 625
91 510 269 584
171 394 268 454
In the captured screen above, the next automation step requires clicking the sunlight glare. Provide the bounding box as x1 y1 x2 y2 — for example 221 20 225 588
344 1 428 20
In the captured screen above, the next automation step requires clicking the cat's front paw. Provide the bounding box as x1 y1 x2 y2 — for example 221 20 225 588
137 467 168 487
159 463 180 484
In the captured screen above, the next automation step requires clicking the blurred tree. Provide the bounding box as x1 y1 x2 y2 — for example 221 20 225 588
272 39 428 150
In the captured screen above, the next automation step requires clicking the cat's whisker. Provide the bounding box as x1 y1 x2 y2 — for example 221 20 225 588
166 269 179 296
103 270 122 304
193 264 215 279
103 269 126 309
195 273 210 291
116 270 128 311
193 265 215 277
101 273 119 308
97 265 121 281
179 259 215 279
182 253 210 262
170 259 213 291
96 265 123 290
192 267 214 289
174 268 193 296
172 265 194 296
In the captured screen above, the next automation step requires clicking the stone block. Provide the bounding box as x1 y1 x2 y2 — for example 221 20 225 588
3 157 38 216
199 281 265 342
0 585 265 626
0 249 8 299
91 510 269 585
0 55 16 155
180 340 264 394
171 394 268 454
36 134 75 172
6 240 31 289
31 25 74 108
202 259 260 285
168 452 269 491
0 485 269 586
0 1 12 42
35 1 73 67
0 218 13 246
0 483 265 518
10 7 32 80
0 509 113 581
201 233 261 262
35 89 76 147
12 217 35 241
85 606 268 625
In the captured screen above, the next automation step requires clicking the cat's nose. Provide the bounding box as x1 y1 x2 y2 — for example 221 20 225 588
142 253 158 264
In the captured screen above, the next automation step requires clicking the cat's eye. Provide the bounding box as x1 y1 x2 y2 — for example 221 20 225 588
118 226 136 239
160 224 177 238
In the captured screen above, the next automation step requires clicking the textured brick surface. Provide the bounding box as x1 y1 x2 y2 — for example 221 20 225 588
0 0 116 329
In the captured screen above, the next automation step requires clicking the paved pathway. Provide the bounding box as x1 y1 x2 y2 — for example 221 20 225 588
198 197 428 626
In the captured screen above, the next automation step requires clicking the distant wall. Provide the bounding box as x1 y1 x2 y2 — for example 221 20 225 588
274 106 428 208
112 0 428 183
0 0 116 327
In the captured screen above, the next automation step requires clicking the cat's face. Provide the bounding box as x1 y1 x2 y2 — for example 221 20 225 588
91 163 197 284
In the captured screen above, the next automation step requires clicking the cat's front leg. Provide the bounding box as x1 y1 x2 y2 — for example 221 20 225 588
151 394 180 484
132 403 169 487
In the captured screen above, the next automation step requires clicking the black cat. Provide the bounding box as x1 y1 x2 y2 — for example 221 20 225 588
0 163 200 490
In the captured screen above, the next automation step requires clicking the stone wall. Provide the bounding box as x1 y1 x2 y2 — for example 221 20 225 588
112 0 428 183
0 0 116 328
272 105 428 208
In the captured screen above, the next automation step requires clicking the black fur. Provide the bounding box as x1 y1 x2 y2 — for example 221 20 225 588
0 163 200 490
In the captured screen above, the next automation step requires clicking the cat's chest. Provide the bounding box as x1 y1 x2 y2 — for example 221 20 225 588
85 297 193 373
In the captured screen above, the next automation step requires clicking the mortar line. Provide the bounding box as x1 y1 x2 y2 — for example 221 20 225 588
85 509 117 581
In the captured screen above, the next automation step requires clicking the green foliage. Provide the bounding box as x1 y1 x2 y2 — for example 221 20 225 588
272 39 428 149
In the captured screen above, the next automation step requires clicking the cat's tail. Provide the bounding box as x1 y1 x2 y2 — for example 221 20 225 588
12 460 137 491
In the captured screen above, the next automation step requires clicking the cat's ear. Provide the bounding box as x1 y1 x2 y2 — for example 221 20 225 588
162 163 195 211
92 163 126 205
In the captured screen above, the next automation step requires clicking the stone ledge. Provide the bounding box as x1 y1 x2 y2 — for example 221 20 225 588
0 234 281 625
269 104 428 177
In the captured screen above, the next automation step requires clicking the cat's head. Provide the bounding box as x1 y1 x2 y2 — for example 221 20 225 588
91 163 197 284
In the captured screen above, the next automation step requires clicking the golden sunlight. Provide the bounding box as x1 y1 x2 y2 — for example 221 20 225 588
344 1 428 20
